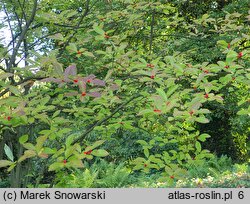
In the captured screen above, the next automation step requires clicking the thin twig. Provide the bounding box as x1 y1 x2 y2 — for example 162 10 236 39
73 93 142 144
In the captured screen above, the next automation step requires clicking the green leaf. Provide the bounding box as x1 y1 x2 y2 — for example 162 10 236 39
8 85 20 95
137 140 148 146
70 159 84 168
217 40 228 49
18 150 36 163
166 85 179 98
22 143 35 150
48 162 65 171
67 43 78 52
138 109 153 115
83 51 95 58
198 133 211 142
165 165 174 175
43 147 57 154
35 136 47 151
149 156 163 164
49 33 64 41
0 160 13 168
4 144 14 162
93 24 105 35
195 116 209 123
65 135 75 148
156 88 167 101
226 50 238 63
143 148 149 158
19 134 29 144
237 109 249 115
7 163 16 172
91 149 109 157
91 140 105 149
52 110 61 118
195 141 202 152
0 73 14 80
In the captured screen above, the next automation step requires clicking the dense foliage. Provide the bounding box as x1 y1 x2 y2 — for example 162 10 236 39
0 0 249 187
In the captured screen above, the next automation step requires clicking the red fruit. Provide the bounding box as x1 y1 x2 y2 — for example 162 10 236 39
73 79 78 83
153 109 161 113
204 93 209 99
87 79 92 83
170 175 174 179
144 164 147 167
147 64 154 68
150 75 155 79
7 116 11 121
204 70 209 74
189 110 194 116
227 43 230 49
224 65 229 69
84 150 92 155
77 50 82 55
237 52 243 58
104 33 110 39
63 160 67 164
81 92 86 96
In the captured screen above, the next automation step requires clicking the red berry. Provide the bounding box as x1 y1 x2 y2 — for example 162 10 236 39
84 150 92 155
77 51 82 55
104 33 110 39
237 52 243 58
73 79 78 83
7 116 11 121
81 92 86 96
153 109 161 113
224 65 229 69
87 79 91 83
204 70 209 74
63 160 67 164
150 75 155 79
204 93 209 99
189 110 194 115
144 164 147 167
170 175 174 179
227 43 230 49
147 64 154 68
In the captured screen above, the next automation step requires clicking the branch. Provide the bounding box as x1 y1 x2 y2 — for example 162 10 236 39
0 76 46 97
72 93 142 144
17 0 27 23
8 0 38 70
3 5 15 51
57 0 92 58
